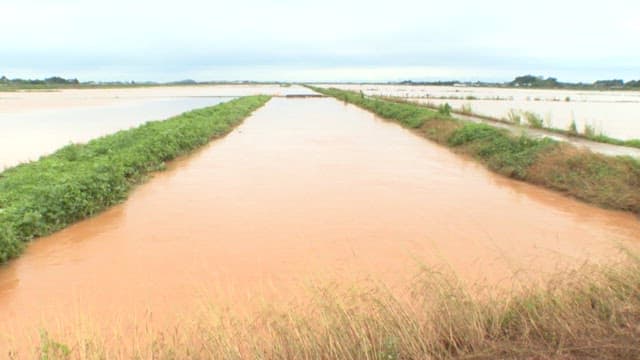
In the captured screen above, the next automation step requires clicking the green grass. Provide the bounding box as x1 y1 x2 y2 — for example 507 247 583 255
317 86 447 128
447 123 556 179
0 96 270 263
568 119 578 135
310 86 640 213
390 96 640 151
524 111 544 129
507 109 522 125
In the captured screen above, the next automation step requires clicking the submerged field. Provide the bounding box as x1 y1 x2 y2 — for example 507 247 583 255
0 84 313 169
324 84 640 141
0 85 639 358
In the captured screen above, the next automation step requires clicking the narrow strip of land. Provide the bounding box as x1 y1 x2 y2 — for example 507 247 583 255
452 112 640 158
372 95 640 157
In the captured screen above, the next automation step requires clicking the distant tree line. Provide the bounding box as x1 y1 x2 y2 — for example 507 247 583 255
395 75 640 90
0 75 79 85
0 76 284 89
399 80 460 86
509 75 639 89
510 75 560 88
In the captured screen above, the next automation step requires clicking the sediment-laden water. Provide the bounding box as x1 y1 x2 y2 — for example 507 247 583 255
0 96 638 349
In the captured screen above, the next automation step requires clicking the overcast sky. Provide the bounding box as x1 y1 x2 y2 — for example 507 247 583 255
1 0 639 82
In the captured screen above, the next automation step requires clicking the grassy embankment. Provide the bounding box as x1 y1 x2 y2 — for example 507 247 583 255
0 95 270 263
405 98 640 150
32 255 640 359
310 87 640 215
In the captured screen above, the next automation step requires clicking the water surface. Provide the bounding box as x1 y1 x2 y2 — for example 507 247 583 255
0 84 316 169
0 97 638 348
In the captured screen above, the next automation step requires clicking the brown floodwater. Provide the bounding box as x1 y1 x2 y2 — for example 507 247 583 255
1 97 639 348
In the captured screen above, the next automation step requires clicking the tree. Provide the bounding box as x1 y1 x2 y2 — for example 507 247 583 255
510 75 560 88
594 79 624 88
624 80 640 88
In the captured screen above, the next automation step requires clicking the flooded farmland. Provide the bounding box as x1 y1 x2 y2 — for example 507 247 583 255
325 84 640 140
0 85 314 169
1 93 639 350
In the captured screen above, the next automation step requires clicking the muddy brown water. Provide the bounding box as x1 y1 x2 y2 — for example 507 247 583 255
1 97 639 348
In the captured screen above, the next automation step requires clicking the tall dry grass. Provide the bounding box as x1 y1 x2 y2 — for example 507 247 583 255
19 252 640 359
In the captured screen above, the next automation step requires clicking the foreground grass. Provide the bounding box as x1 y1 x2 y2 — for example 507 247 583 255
0 96 270 263
310 87 640 214
25 253 640 359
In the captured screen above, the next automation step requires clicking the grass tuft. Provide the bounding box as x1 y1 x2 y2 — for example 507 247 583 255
524 111 544 129
25 254 640 359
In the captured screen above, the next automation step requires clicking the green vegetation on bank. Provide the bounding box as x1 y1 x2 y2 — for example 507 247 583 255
310 86 640 214
31 254 640 359
412 100 640 150
0 96 270 263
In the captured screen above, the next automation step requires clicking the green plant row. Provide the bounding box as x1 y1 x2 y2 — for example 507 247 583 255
310 86 640 214
0 96 270 263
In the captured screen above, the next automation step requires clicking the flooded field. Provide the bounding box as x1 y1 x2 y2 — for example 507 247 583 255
1 96 639 349
0 85 314 169
323 84 640 140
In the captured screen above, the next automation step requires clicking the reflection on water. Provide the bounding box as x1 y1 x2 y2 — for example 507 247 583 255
325 84 640 140
0 98 638 349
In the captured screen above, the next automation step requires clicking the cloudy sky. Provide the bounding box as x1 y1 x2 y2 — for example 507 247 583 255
1 0 639 82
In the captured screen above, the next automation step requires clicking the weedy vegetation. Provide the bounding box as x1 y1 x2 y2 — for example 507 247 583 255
460 103 473 115
524 111 544 129
438 103 452 116
584 123 597 138
404 98 640 150
21 253 640 359
568 117 578 135
507 109 522 125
